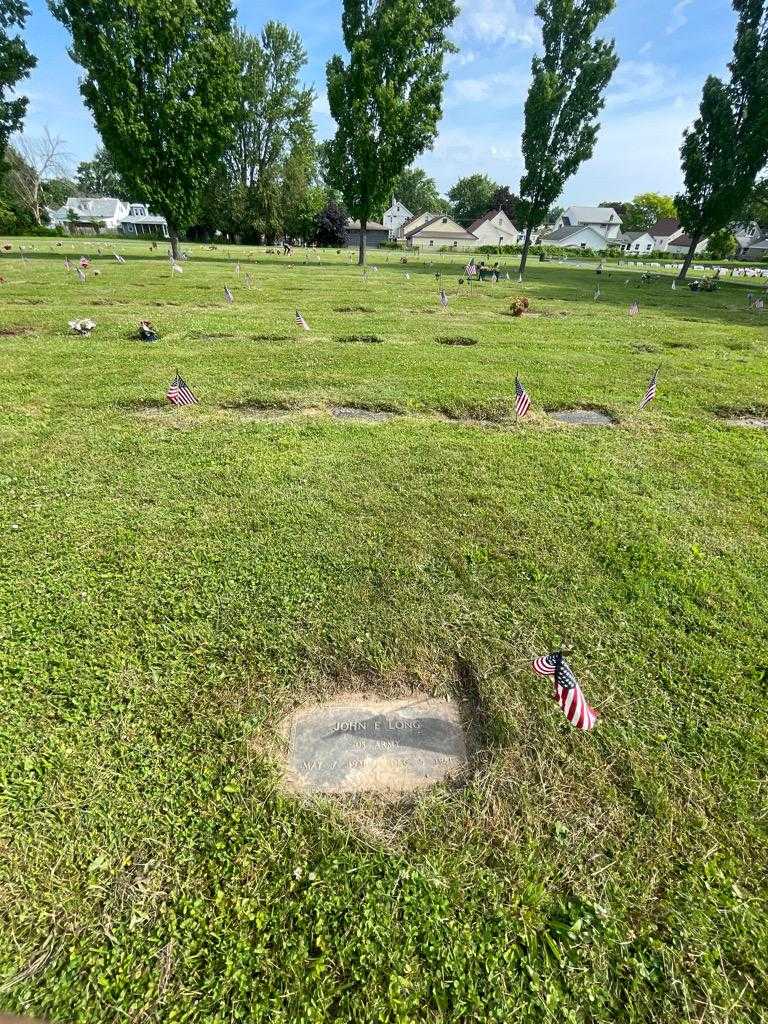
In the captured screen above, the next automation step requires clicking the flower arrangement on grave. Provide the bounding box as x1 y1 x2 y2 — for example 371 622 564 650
510 296 530 317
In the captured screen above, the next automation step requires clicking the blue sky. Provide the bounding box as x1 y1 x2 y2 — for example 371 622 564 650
19 0 735 205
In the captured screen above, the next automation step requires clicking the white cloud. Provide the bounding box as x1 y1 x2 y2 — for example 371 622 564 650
454 0 539 48
450 70 530 104
638 41 653 56
667 0 693 35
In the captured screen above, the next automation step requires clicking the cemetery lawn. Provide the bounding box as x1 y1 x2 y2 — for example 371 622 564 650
1 239 767 1024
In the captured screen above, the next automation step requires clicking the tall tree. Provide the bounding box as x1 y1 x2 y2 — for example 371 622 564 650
517 0 618 276
675 0 768 280
623 192 677 230
0 0 36 169
76 146 129 199
447 172 498 225
49 0 241 258
326 0 458 265
223 25 315 242
390 167 449 215
8 128 70 223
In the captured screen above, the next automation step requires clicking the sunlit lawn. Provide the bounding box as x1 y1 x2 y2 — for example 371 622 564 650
1 238 767 1023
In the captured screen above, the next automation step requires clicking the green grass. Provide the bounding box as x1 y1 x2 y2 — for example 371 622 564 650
1 238 767 1023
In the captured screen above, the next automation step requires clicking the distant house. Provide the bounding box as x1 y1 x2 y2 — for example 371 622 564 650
542 224 611 251
404 213 479 250
648 218 707 254
48 196 130 233
468 210 518 247
345 219 389 249
555 206 622 240
733 222 764 258
383 198 413 240
118 203 169 239
398 211 436 239
617 231 655 255
744 236 768 261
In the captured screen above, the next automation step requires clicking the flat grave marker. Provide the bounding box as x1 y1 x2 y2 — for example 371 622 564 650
284 697 467 794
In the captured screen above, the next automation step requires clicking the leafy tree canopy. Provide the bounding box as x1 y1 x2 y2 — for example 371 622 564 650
0 0 36 166
49 0 242 255
447 173 498 225
326 0 458 263
390 167 449 215
675 0 768 277
518 0 618 274
76 146 129 199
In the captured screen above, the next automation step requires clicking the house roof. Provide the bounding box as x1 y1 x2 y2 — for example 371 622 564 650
564 205 621 224
619 231 652 243
347 220 387 231
667 233 694 247
406 214 477 240
649 218 682 237
544 225 603 242
121 214 167 225
55 197 127 220
386 198 412 216
747 237 768 250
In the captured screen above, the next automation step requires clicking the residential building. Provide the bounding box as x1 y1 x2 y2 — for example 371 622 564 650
48 196 130 232
383 198 413 240
617 231 656 254
542 224 611 251
118 203 169 238
345 219 389 249
555 206 622 240
648 218 707 254
467 210 518 247
734 222 764 258
397 211 435 240
404 214 479 250
744 236 768 261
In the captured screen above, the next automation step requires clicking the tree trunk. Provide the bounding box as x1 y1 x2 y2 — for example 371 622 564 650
358 217 367 266
518 224 534 277
169 230 180 261
676 235 700 281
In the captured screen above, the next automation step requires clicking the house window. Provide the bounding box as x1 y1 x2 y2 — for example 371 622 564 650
429 239 434 246
453 240 458 247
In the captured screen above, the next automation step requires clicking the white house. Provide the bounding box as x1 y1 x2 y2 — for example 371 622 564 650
404 214 478 250
398 211 435 239
734 222 764 258
47 196 169 237
48 196 130 232
543 224 611 251
617 231 656 255
467 209 518 247
118 203 169 238
383 198 413 239
555 205 622 240
648 218 707 254
743 236 768 261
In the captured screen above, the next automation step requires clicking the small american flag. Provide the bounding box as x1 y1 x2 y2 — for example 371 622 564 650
629 300 639 316
439 288 448 307
594 286 601 300
639 367 659 410
114 253 126 263
515 374 531 418
64 257 71 270
671 279 676 290
531 651 598 730
166 372 198 406
403 272 411 280
235 263 240 275
76 267 86 283
171 262 183 274
224 285 234 304
465 261 476 277
295 309 309 330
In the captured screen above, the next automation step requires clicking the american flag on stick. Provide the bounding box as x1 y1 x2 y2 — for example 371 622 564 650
639 366 659 410
295 309 309 331
114 253 126 263
515 374 531 419
465 260 477 277
531 651 598 731
629 300 639 316
224 285 234 304
76 267 86 283
439 288 448 307
166 372 198 406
